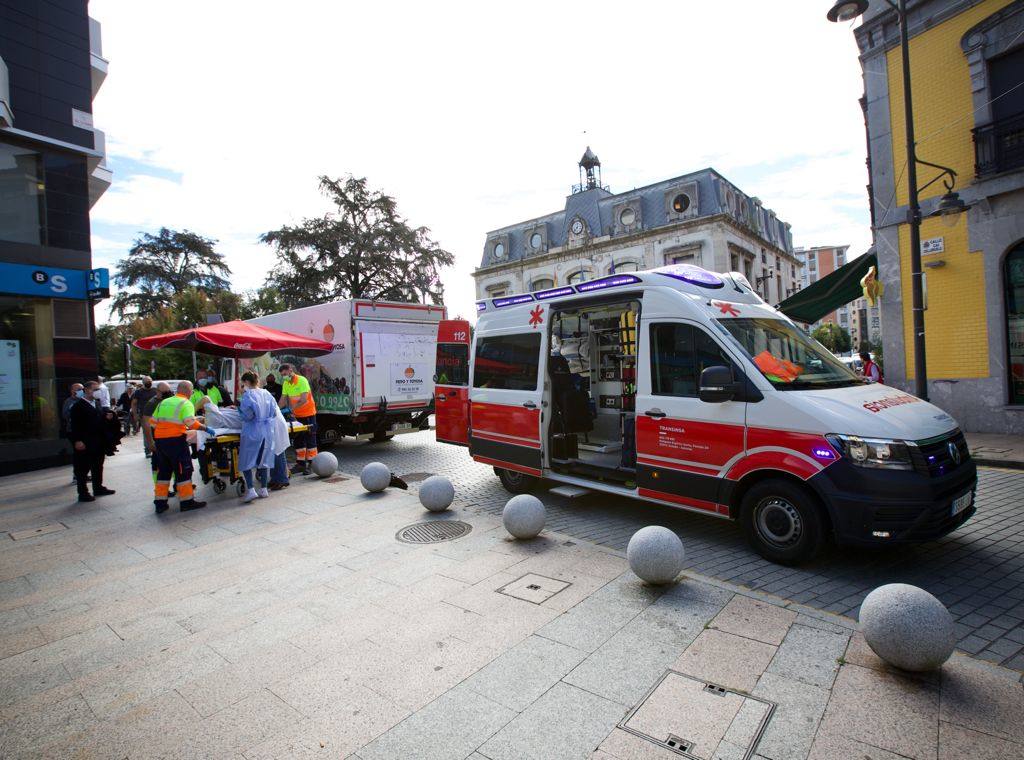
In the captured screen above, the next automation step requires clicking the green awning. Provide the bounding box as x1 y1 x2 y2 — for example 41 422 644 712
778 250 877 324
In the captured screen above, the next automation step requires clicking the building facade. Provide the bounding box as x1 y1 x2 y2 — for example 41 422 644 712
0 0 111 474
793 245 853 335
857 0 1024 434
474 150 799 305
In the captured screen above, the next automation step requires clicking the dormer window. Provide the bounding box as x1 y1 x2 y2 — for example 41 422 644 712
493 242 505 259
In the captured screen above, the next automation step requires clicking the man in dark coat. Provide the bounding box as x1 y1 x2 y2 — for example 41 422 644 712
69 381 116 502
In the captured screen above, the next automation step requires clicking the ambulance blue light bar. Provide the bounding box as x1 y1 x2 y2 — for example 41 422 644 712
492 294 535 308
654 263 724 289
476 301 486 313
534 286 575 301
574 274 642 293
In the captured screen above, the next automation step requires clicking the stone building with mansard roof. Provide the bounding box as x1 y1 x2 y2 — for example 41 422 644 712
473 148 801 305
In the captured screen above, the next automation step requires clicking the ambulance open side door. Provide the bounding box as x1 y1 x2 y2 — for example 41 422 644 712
434 320 471 446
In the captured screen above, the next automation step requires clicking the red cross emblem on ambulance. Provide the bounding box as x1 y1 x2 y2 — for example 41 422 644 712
529 306 544 327
712 300 740 317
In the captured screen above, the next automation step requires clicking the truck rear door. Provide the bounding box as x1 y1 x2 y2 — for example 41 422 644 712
355 314 438 413
434 320 470 446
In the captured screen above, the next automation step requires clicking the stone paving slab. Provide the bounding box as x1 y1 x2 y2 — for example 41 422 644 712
317 430 1024 668
0 439 1022 759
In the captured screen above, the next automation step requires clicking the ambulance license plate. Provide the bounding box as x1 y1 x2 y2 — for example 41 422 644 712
391 422 412 432
951 491 972 517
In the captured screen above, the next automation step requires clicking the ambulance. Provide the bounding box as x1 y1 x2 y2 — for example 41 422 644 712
434 264 976 565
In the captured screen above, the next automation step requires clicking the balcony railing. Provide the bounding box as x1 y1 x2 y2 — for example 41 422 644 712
973 111 1024 177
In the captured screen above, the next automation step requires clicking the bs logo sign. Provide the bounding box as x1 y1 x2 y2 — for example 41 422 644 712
31 270 68 294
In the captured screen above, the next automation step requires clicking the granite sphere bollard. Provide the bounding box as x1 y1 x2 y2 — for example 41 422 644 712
310 451 338 478
502 494 546 539
419 475 454 512
360 462 392 493
627 526 685 585
859 583 956 671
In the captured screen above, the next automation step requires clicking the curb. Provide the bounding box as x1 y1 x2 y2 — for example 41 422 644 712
973 457 1024 471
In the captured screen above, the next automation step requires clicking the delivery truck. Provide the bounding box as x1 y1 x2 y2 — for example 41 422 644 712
220 299 446 446
434 263 977 565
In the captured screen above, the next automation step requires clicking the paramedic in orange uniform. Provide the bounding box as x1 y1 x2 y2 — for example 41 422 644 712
151 380 213 514
278 363 317 475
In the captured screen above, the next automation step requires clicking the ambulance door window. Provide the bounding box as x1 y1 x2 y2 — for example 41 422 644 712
473 333 541 391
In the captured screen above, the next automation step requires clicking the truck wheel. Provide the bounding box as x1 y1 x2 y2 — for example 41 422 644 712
740 479 824 566
495 467 538 494
372 430 393 443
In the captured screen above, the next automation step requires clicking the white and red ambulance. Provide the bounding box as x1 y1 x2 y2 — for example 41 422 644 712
434 264 977 564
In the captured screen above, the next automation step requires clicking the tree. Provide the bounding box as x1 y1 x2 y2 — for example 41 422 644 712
261 176 454 309
812 323 852 354
243 286 287 317
111 228 232 320
100 288 244 380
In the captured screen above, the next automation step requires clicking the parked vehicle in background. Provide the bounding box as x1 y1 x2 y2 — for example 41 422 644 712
223 300 446 445
434 264 976 565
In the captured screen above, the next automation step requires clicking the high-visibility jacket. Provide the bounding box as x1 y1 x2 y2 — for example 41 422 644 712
282 374 317 417
753 350 802 384
190 385 223 408
152 393 202 439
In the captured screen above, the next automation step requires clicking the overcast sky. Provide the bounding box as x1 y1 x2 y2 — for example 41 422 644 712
88 0 869 322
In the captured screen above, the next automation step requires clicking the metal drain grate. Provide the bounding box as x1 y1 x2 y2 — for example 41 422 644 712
396 520 472 544
401 472 434 483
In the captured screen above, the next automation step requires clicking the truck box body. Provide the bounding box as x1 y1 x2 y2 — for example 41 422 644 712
233 300 446 443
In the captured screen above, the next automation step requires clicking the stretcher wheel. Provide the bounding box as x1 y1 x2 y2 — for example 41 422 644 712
236 480 247 497
212 478 226 494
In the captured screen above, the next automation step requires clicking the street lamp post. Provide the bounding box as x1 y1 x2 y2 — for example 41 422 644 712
828 0 966 401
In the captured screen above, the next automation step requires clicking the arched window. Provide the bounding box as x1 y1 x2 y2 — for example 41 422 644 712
530 278 554 292
567 270 589 284
611 260 640 274
1006 243 1024 404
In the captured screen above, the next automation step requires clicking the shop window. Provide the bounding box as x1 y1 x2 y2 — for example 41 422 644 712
1007 243 1024 404
0 297 58 442
473 333 541 391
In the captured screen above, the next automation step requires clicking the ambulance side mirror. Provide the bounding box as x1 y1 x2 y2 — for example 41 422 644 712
699 366 737 403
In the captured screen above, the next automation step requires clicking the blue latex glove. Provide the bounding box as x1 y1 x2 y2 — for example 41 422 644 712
206 427 216 437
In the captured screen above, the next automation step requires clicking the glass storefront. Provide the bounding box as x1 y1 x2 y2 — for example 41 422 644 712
0 297 58 443
0 143 45 246
1007 244 1024 405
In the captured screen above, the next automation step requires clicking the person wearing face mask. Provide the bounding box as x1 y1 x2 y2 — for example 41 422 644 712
63 382 84 486
237 372 276 503
69 381 116 502
145 384 174 488
151 380 212 514
190 369 232 409
277 363 318 475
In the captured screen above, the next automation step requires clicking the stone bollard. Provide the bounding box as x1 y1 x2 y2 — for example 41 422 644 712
859 583 956 671
419 475 455 512
360 462 392 493
627 526 685 585
502 494 545 539
310 451 338 478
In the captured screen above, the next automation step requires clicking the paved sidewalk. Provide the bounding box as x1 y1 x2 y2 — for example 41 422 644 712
967 432 1024 470
0 443 1021 759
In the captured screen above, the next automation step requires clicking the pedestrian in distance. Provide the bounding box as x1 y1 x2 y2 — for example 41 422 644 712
237 371 276 503
860 350 882 383
69 381 116 502
151 380 214 514
63 382 84 486
133 377 158 456
117 385 134 437
277 363 318 476
265 373 282 403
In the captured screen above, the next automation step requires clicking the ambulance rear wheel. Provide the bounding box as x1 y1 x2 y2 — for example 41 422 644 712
740 479 823 566
495 467 538 494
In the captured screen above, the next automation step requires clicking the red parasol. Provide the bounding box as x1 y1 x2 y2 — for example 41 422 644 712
134 320 334 358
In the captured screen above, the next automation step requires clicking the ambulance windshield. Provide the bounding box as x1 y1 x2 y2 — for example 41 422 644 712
718 318 863 390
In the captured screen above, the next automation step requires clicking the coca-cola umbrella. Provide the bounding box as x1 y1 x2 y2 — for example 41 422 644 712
134 320 334 358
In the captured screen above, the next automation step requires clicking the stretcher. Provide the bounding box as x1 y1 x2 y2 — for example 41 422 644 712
198 422 309 497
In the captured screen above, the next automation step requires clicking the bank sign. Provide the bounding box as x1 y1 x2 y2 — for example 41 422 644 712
0 263 110 300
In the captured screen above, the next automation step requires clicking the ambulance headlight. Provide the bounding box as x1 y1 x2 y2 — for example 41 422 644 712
824 434 914 470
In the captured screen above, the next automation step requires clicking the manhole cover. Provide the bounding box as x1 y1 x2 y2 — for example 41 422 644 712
617 670 775 759
396 520 472 544
401 472 434 483
498 573 571 604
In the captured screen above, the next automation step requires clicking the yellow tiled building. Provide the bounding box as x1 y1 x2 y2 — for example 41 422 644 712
857 0 1024 433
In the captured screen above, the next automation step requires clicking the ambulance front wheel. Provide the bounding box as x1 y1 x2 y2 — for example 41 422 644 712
740 479 824 566
495 467 538 494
